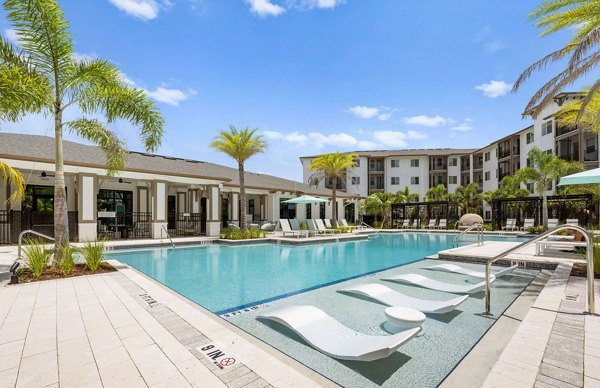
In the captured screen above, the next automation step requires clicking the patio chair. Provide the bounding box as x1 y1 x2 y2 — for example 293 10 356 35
398 219 409 229
547 218 559 228
383 273 495 294
315 219 340 234
257 305 420 361
566 218 579 226
424 219 437 229
324 219 343 232
436 219 447 229
340 283 468 314
502 218 517 231
424 263 518 279
260 222 276 232
520 218 534 231
290 219 315 236
279 219 308 238
339 219 368 231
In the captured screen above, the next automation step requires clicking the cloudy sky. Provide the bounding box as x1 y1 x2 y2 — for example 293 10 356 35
1 0 597 181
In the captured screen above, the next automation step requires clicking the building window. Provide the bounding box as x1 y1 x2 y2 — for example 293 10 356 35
391 177 400 185
319 202 326 219
545 149 553 155
97 189 133 212
353 158 360 167
280 199 296 220
484 152 490 161
23 185 63 212
542 121 553 136
484 171 491 181
411 176 419 185
526 183 534 193
485 210 491 220
526 132 534 144
449 176 457 184
410 159 419 167
448 158 457 167
306 204 312 220
391 159 400 168
351 176 360 185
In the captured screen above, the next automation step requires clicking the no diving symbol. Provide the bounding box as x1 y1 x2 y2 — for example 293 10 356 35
220 357 235 367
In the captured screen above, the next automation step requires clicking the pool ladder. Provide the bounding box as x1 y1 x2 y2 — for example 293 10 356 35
161 226 176 250
452 223 483 248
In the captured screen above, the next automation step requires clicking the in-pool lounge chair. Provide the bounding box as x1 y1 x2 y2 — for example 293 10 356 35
257 305 420 361
424 263 518 279
520 218 534 231
315 219 340 234
340 283 468 314
424 219 436 229
279 219 308 238
383 274 494 294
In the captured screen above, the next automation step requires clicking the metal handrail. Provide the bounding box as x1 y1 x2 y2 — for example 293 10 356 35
18 230 55 259
485 224 595 315
161 226 176 250
453 223 483 248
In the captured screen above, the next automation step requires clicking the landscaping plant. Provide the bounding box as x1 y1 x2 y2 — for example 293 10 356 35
81 240 105 271
59 243 76 276
22 238 51 278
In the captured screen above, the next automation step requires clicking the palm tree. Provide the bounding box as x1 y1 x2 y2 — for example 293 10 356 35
360 192 399 228
0 161 25 205
516 147 583 228
0 0 164 252
308 151 358 225
210 126 267 230
556 89 600 133
514 0 600 120
482 175 530 205
396 186 419 203
453 183 483 214
425 184 447 202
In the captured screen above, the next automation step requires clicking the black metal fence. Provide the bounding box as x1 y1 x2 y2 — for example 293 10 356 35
168 213 206 237
491 194 594 230
0 210 78 244
391 201 462 229
98 212 152 240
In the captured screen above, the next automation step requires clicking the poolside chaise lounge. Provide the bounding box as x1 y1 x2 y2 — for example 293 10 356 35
315 219 341 234
398 219 409 229
339 218 369 231
435 219 447 229
383 273 494 294
290 219 315 236
307 219 333 235
502 218 517 231
535 239 586 255
548 218 559 228
340 283 468 314
257 305 420 361
324 219 343 232
279 219 308 238
424 263 518 279
566 218 579 226
424 219 436 229
520 218 534 231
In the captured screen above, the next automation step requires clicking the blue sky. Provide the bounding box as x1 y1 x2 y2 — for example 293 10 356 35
1 0 597 181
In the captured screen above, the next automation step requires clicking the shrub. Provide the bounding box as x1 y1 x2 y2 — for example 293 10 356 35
22 238 51 278
483 224 493 231
221 228 264 240
527 226 545 234
594 244 600 276
81 240 105 271
59 243 76 276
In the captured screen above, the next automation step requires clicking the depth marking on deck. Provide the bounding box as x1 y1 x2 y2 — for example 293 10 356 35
220 304 269 318
138 293 161 308
197 343 237 370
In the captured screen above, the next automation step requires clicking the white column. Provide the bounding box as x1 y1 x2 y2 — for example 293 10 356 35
151 180 168 238
296 203 306 223
469 154 474 184
231 192 239 226
205 185 221 237
77 173 97 241
325 200 333 219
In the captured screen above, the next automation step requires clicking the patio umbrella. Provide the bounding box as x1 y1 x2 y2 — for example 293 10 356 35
283 195 329 204
558 167 600 186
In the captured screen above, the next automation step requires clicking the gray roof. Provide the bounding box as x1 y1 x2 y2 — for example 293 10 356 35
0 133 355 198
300 148 478 160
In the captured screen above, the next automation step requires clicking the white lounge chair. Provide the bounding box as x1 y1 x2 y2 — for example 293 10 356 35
338 218 365 231
383 273 494 294
323 219 342 232
520 218 534 231
424 263 518 279
315 219 340 234
398 219 409 229
341 283 468 314
548 218 559 228
279 219 308 238
536 239 587 255
436 219 447 229
424 219 436 229
566 218 579 226
257 305 420 361
502 218 517 231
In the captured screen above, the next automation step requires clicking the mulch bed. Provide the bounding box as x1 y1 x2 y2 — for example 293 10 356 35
570 262 600 279
16 262 117 284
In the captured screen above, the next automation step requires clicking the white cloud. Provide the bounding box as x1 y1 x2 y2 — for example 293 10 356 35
118 72 137 86
145 86 190 106
263 130 307 145
484 40 503 53
299 0 344 9
347 105 379 119
473 25 492 43
357 140 379 149
263 130 284 140
377 113 391 121
407 130 427 140
72 52 97 62
245 0 285 17
373 131 408 148
308 132 357 149
4 28 21 45
402 115 448 127
108 0 160 20
452 123 473 132
475 80 512 98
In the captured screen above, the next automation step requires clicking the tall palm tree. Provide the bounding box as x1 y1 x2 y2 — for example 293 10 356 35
0 161 25 205
482 175 530 205
425 184 447 202
556 89 600 133
308 151 357 225
516 147 583 228
453 183 483 213
0 0 164 252
396 186 419 203
514 0 600 120
210 126 267 230
360 192 399 228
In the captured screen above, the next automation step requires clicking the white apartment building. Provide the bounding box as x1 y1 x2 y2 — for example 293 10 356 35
300 92 598 220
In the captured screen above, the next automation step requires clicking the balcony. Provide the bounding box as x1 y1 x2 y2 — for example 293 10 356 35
461 162 470 172
512 146 520 156
498 149 511 159
559 153 577 162
556 125 578 137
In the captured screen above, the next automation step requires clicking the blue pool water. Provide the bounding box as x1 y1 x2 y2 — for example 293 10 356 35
108 233 526 314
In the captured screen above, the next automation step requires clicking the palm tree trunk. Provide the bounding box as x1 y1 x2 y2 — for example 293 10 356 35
542 191 549 229
54 109 69 257
238 162 247 230
332 184 337 225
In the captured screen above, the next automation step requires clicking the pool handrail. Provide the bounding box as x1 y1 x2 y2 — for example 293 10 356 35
452 223 483 248
161 225 176 250
484 224 595 315
17 230 55 259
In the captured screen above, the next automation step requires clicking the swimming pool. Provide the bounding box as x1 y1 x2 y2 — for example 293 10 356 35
108 233 526 314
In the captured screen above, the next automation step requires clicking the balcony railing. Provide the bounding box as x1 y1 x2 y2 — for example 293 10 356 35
559 153 577 162
585 151 599 162
556 126 578 137
498 149 511 159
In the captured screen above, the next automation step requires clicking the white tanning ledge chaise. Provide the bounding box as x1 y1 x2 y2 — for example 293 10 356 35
257 305 420 362
424 263 518 279
383 274 494 294
340 283 468 314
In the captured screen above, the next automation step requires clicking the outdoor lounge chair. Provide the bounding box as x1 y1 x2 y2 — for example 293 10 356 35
382 273 494 294
279 219 308 238
535 239 587 255
548 218 559 228
435 219 447 229
424 219 436 229
340 283 468 314
502 218 517 231
257 305 420 361
323 219 342 232
339 218 368 231
315 219 340 234
290 219 315 236
424 263 518 279
228 223 240 230
566 218 579 226
398 219 409 229
520 218 534 231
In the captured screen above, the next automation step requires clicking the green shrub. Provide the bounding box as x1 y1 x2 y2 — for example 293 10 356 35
594 244 600 276
59 243 76 276
22 238 51 278
527 226 545 234
81 240 105 271
221 228 265 240
483 224 493 231
300 222 309 230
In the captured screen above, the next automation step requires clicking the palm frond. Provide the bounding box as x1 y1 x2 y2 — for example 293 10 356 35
513 44 576 93
210 126 268 164
0 160 25 205
567 26 600 71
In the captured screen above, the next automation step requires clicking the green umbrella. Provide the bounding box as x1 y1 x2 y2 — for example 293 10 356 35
558 168 600 186
283 195 329 204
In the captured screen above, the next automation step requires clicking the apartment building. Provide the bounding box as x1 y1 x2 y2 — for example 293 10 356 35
300 92 597 214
